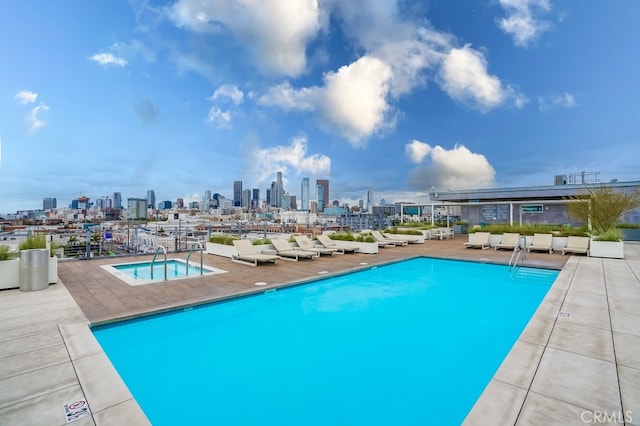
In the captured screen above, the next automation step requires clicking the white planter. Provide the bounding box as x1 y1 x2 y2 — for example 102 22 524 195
48 256 58 284
332 240 379 254
552 236 568 252
205 242 237 258
589 240 624 259
0 259 20 290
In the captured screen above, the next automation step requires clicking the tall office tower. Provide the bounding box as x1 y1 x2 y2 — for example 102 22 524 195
252 188 260 209
316 179 329 210
176 198 184 208
113 192 122 209
146 190 156 209
204 190 211 201
316 183 325 212
242 189 251 208
272 171 284 208
233 181 243 207
127 198 147 219
202 190 212 212
95 198 105 210
300 177 310 210
266 188 271 206
359 199 364 210
104 196 112 209
43 197 57 210
367 189 373 211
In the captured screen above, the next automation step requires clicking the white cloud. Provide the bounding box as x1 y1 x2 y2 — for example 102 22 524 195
247 135 331 185
210 84 244 105
170 0 322 77
14 90 38 104
259 56 394 146
89 52 128 67
497 0 551 47
26 102 49 132
538 92 576 111
205 107 232 129
406 142 495 191
405 140 431 164
438 45 523 112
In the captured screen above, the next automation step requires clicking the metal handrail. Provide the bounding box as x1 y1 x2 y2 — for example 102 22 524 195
151 246 167 280
186 242 204 276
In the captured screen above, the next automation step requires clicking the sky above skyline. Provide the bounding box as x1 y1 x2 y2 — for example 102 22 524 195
1 0 639 214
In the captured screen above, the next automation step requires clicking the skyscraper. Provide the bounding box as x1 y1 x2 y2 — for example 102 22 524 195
252 188 260 209
128 198 147 219
43 197 57 210
146 190 155 209
273 171 284 207
242 189 251 208
113 192 122 209
367 189 374 211
301 177 310 210
233 181 242 207
316 179 329 211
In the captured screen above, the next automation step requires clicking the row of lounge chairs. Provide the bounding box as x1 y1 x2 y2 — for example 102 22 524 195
464 232 591 255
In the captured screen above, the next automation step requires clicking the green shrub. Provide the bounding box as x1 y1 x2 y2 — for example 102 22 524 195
467 224 589 237
252 238 272 245
0 245 18 261
384 227 423 236
594 228 623 242
18 235 47 250
617 223 640 229
356 232 376 243
208 235 238 246
328 232 356 241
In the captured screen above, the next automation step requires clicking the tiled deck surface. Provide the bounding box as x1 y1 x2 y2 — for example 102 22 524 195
0 236 638 425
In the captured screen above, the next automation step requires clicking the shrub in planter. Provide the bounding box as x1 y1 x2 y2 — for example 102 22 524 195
208 235 237 245
0 245 18 261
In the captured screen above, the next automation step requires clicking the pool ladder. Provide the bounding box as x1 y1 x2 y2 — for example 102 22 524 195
186 242 204 276
151 246 168 281
508 237 527 279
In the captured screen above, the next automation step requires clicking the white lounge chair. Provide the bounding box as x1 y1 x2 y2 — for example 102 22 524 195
464 232 490 249
270 238 318 261
365 232 395 248
232 239 279 266
294 235 338 256
316 234 358 254
381 232 422 244
527 233 554 254
371 230 407 246
431 227 454 240
495 233 521 251
562 236 590 256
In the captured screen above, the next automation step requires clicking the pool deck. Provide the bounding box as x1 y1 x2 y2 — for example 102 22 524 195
0 237 638 425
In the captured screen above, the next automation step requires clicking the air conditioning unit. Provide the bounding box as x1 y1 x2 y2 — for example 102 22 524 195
554 175 567 185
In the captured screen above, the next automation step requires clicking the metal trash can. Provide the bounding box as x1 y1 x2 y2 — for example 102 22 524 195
19 249 49 291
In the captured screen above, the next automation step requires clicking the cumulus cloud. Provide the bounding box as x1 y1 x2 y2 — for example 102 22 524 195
247 135 331 184
205 107 232 129
259 56 394 146
26 103 50 133
438 45 525 111
170 0 322 77
405 142 495 190
210 84 244 105
90 52 128 67
538 92 576 111
497 0 551 47
14 90 38 104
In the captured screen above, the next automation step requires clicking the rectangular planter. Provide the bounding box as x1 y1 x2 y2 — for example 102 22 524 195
331 240 378 254
589 240 624 259
49 256 58 284
206 242 238 258
0 259 20 290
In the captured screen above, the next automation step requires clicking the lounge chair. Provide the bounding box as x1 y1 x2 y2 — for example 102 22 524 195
294 235 338 256
316 234 358 254
527 233 554 254
381 232 422 244
371 230 407 246
269 238 318 261
495 233 521 251
562 236 590 256
232 240 279 266
431 227 454 240
464 232 490 249
365 231 395 248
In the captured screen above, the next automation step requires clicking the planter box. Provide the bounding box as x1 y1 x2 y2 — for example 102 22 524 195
206 242 237 258
49 256 58 284
19 249 49 291
331 240 379 254
589 240 624 259
0 259 20 290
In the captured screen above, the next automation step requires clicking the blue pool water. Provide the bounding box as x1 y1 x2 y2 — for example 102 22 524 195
113 259 213 280
93 258 558 425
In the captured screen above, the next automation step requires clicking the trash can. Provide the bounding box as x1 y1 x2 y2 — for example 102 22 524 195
19 249 49 291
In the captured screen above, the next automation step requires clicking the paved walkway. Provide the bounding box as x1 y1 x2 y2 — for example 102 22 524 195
0 238 638 425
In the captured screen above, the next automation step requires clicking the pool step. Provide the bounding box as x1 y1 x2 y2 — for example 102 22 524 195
511 267 558 284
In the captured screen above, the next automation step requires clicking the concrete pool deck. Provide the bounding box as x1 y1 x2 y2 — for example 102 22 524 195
0 237 638 425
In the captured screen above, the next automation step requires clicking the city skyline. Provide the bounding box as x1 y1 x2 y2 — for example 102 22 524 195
1 1 639 214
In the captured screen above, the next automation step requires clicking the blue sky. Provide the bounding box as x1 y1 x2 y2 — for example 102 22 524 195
1 0 639 214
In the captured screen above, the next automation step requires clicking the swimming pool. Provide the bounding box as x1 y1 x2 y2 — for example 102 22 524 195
93 257 558 425
100 259 227 286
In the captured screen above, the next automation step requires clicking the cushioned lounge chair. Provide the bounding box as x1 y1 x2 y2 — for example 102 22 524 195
464 232 490 249
317 234 358 254
381 232 422 244
270 238 318 261
562 236 590 256
495 233 521 251
527 233 554 254
371 230 407 246
294 235 338 256
232 239 279 266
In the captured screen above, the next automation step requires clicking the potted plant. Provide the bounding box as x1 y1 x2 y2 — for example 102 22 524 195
568 185 640 259
452 221 468 234
0 245 20 290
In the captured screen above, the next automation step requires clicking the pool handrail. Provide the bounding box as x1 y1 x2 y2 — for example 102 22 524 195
186 242 204 276
151 246 168 280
